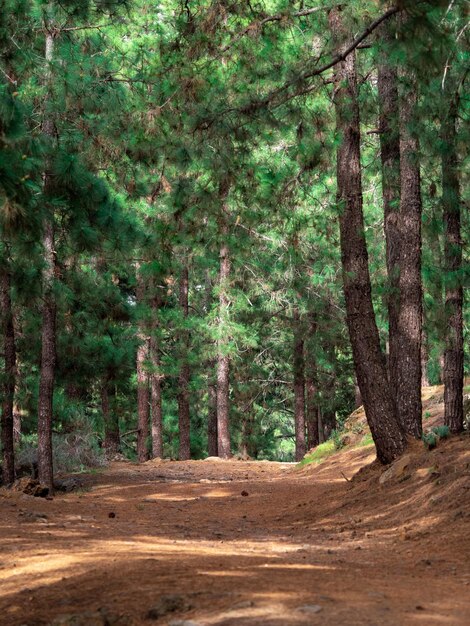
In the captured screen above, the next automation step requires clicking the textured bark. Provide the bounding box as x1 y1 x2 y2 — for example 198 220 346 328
378 26 401 403
205 272 218 457
37 26 57 493
1 267 16 484
217 214 231 459
305 319 320 449
38 219 56 490
293 308 306 461
317 410 324 444
208 369 218 457
136 269 149 463
102 382 120 456
421 318 430 388
178 265 191 460
396 71 423 438
442 97 464 433
150 295 164 458
329 8 406 464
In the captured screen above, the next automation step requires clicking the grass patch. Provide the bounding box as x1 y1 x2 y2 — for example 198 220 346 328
297 440 336 467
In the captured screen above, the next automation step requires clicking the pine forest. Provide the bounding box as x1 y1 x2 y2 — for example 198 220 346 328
0 1 469 625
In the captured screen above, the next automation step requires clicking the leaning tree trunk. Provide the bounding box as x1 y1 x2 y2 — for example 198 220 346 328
396 70 423 438
442 95 464 433
329 7 406 464
37 27 57 492
378 24 401 404
216 209 232 459
178 264 191 460
136 267 149 462
293 308 306 461
1 266 16 484
102 381 120 457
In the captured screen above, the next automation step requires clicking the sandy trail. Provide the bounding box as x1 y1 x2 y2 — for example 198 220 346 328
1 442 469 625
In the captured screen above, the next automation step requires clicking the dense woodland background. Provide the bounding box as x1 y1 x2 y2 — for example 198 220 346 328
0 0 468 490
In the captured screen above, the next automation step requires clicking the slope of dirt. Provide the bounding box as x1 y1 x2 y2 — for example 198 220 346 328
343 381 470 447
1 436 469 626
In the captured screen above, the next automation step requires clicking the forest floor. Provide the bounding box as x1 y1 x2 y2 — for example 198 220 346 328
1 436 470 626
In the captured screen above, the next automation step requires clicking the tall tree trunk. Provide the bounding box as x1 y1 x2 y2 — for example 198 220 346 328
421 315 430 387
378 25 401 403
216 212 231 459
305 317 319 448
178 265 190 460
1 266 16 484
208 370 218 456
150 295 164 458
329 7 406 464
293 308 306 461
205 271 218 457
442 95 464 433
396 70 423 438
38 219 56 490
102 381 120 456
37 21 57 493
136 267 149 462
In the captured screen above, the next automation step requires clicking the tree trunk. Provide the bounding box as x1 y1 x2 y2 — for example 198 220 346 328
178 265 191 460
38 219 56 491
421 315 430 388
37 23 57 493
396 70 423 438
329 7 406 464
102 381 120 456
442 96 464 433
305 325 320 449
208 370 218 456
150 295 164 458
216 213 231 459
1 267 16 484
205 271 218 457
136 268 149 462
293 308 306 461
378 26 401 403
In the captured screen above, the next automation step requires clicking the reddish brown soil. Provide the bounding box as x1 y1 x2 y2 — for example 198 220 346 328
1 436 470 626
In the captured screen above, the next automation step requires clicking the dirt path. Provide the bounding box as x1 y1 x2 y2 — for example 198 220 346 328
1 441 470 625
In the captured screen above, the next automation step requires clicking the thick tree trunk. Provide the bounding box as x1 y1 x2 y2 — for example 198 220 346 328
102 381 120 456
396 72 423 438
378 28 401 403
293 308 306 461
1 267 16 484
329 7 406 464
150 295 164 458
178 265 191 460
217 216 231 459
136 268 149 462
442 97 464 433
